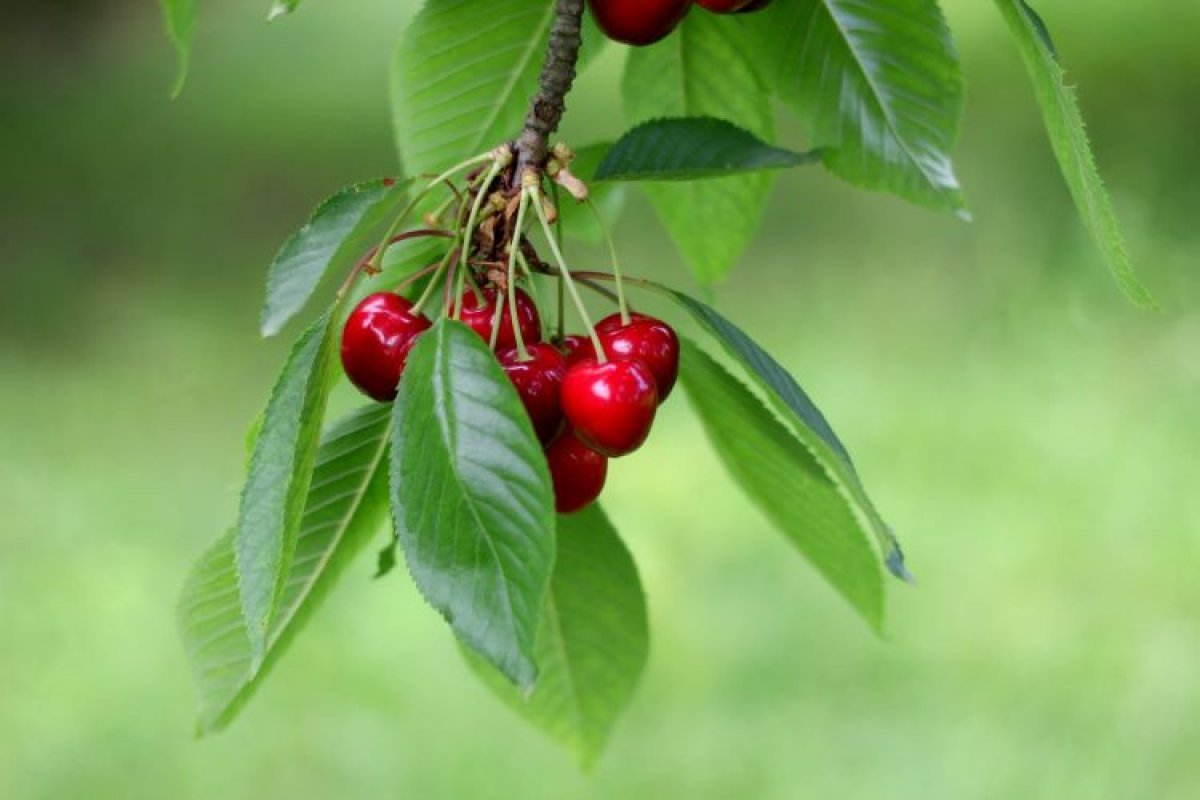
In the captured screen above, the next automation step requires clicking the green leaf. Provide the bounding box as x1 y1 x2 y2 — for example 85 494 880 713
261 179 409 337
180 405 393 733
743 0 966 214
158 0 196 97
267 0 302 21
557 143 628 245
597 117 820 182
390 319 555 688
464 505 649 767
993 0 1154 307
390 0 604 174
236 307 342 666
661 287 910 583
623 12 775 284
680 343 885 631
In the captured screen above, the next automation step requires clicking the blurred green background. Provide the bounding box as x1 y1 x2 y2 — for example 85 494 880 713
2 0 1198 797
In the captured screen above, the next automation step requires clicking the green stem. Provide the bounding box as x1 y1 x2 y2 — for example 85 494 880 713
550 182 566 340
587 199 630 324
455 156 507 318
527 185 604 362
507 189 533 360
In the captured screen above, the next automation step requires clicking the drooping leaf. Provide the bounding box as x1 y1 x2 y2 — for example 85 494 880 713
261 179 409 337
181 405 392 733
623 12 775 284
389 319 555 688
597 117 820 182
236 307 342 665
993 0 1154 307
742 0 966 214
391 0 605 175
659 287 910 582
557 142 628 245
267 0 302 21
464 505 648 767
680 343 885 631
158 0 196 97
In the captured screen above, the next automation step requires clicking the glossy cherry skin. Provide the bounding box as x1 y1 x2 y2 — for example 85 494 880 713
498 343 568 444
695 0 756 12
459 287 542 350
561 357 658 457
545 431 608 514
558 334 595 366
596 312 681 401
588 0 691 46
341 293 432 402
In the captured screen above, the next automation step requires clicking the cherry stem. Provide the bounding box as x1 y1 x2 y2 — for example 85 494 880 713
455 155 508 319
368 151 495 272
412 247 460 315
515 249 546 338
488 291 507 351
550 182 566 340
393 261 442 295
586 200 630 324
527 185 605 363
507 187 533 361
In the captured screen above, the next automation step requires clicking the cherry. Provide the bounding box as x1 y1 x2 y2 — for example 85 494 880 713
498 343 568 444
561 357 658 457
459 287 541 350
588 0 691 46
545 431 608 514
695 0 756 12
558 334 595 366
596 312 681 401
341 292 432 402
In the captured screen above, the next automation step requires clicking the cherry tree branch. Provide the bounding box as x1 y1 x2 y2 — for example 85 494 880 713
515 0 586 175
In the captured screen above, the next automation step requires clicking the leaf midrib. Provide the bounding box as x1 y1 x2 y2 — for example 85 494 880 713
820 0 949 191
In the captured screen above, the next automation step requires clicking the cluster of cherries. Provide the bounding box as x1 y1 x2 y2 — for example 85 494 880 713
341 287 679 514
589 0 773 47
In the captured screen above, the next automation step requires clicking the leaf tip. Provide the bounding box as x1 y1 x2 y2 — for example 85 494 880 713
886 549 917 585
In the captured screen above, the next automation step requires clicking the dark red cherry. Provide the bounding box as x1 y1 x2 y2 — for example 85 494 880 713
695 0 755 12
588 0 691 46
545 431 608 514
459 287 542 350
341 292 432 402
596 312 681 401
498 343 567 444
561 358 658 457
558 334 596 366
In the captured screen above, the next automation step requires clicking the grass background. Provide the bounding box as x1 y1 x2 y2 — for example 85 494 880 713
1 0 1198 796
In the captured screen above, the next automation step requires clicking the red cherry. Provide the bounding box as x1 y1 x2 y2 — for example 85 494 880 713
596 312 681 401
341 293 432 402
459 287 542 350
545 431 608 514
588 0 691 46
695 0 755 11
561 358 658 457
498 343 567 444
558 334 596 366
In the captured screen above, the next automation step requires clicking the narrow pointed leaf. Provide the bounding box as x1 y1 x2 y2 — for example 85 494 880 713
993 0 1154 307
158 0 196 97
390 320 555 688
597 117 820 182
261 179 409 337
623 12 775 284
181 405 392 733
236 307 341 664
743 0 966 213
391 0 605 174
659 286 909 581
464 505 649 767
681 343 885 631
